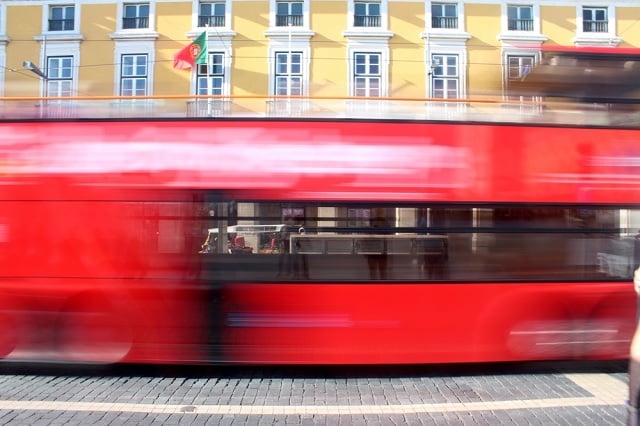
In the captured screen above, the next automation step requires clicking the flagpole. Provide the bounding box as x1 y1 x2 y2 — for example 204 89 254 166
287 22 292 117
205 28 212 117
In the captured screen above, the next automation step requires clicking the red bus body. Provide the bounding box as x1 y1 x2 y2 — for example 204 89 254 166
0 119 637 364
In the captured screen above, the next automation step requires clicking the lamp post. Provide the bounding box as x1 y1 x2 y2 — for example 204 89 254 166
23 61 48 118
22 61 47 80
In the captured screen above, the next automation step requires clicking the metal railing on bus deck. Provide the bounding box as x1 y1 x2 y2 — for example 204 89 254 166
0 95 637 126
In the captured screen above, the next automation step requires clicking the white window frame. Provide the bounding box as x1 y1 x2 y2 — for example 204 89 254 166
574 4 620 46
503 53 537 102
196 52 226 96
582 6 608 33
114 41 155 96
425 44 466 99
430 2 458 30
347 46 388 97
353 51 382 97
41 1 81 36
426 1 464 33
275 1 304 27
38 41 80 97
429 53 460 99
120 53 148 96
506 4 534 32
116 1 156 32
346 0 388 31
46 56 74 97
274 51 304 96
267 40 310 96
47 4 76 32
196 0 231 30
269 0 310 29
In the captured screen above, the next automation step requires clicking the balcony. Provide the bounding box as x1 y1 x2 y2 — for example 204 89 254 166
198 15 225 27
508 19 533 31
583 20 608 33
354 15 381 27
48 19 74 31
276 14 303 27
122 17 149 29
431 16 458 29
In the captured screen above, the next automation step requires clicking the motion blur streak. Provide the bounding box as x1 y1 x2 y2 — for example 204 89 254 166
0 115 637 365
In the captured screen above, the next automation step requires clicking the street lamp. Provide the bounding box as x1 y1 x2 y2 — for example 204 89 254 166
22 61 47 80
23 61 48 118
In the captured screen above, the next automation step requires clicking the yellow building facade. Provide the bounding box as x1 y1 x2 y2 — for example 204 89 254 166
1 0 639 113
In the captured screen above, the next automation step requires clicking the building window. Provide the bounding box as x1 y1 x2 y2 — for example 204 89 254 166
123 3 149 29
431 3 457 29
507 5 533 31
199 1 225 27
505 55 535 100
431 54 459 99
507 55 534 83
354 1 381 28
354 52 381 97
275 51 302 96
197 53 225 95
276 1 303 27
46 56 73 97
120 54 147 96
583 7 607 33
49 5 74 31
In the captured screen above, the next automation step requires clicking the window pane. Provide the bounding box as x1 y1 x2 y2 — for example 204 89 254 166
214 3 225 15
444 4 456 16
291 77 302 95
276 77 288 95
200 3 212 15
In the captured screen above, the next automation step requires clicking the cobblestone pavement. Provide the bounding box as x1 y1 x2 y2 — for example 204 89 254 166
0 361 628 425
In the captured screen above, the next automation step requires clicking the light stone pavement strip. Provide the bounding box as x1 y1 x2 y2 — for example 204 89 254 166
0 373 627 416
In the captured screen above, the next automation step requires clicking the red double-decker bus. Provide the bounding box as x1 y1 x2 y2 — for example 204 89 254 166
1 108 639 365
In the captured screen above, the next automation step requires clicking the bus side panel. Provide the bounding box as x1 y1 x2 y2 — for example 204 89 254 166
221 282 635 364
0 183 209 364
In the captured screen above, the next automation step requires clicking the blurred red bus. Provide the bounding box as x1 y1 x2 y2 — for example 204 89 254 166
0 117 638 365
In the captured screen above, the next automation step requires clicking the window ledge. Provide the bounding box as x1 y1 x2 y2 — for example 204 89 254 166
35 33 84 42
0 35 9 45
190 29 237 38
420 31 471 42
264 28 315 39
343 29 394 39
110 30 159 41
573 34 622 46
497 33 548 45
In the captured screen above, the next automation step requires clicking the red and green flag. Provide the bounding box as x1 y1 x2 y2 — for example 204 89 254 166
173 31 208 70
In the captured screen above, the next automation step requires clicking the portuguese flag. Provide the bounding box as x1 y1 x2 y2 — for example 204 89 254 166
173 31 208 70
